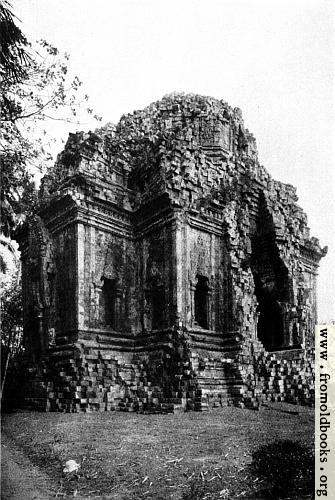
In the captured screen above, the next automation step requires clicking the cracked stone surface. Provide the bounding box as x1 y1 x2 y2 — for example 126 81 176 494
16 93 326 412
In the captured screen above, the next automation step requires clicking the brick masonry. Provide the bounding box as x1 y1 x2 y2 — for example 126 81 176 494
16 93 327 412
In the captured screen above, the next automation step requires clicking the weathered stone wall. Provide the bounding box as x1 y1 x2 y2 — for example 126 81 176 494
176 224 226 332
81 226 135 332
17 93 326 412
54 224 77 336
139 222 176 331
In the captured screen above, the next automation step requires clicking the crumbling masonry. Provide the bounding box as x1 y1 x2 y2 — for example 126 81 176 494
17 94 327 412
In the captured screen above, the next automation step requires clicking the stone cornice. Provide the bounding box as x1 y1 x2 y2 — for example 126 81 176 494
299 241 327 265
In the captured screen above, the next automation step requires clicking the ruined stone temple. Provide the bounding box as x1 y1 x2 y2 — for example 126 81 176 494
17 93 327 412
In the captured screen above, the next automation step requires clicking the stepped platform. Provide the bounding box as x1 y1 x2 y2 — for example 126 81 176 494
188 328 241 356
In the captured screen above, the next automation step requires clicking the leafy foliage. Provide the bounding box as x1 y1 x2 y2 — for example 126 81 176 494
251 439 314 498
0 0 31 83
1 274 24 402
0 1 101 236
0 235 25 404
1 276 23 359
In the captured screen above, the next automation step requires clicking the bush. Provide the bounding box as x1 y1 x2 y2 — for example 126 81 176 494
1 276 25 409
251 439 314 498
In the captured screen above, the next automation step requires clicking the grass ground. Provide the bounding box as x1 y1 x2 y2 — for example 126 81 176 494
1 402 314 499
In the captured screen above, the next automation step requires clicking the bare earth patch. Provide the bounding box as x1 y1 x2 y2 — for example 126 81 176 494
1 402 314 499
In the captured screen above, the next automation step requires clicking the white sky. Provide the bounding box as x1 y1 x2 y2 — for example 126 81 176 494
15 0 335 321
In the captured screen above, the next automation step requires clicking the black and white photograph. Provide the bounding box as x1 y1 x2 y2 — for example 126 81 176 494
1 0 334 498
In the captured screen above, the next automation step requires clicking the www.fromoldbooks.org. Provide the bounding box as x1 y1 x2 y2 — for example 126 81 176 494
315 325 335 498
